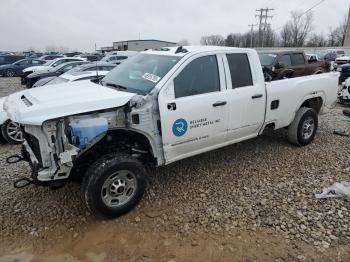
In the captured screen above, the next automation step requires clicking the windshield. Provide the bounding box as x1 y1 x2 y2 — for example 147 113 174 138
13 59 26 65
258 53 277 66
52 62 74 72
66 64 91 74
102 53 181 94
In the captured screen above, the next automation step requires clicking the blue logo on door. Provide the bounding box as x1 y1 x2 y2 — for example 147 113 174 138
172 118 188 137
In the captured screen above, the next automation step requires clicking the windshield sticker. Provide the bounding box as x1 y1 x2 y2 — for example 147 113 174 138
142 73 161 83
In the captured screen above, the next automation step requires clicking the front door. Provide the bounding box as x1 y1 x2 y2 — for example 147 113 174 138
158 54 228 163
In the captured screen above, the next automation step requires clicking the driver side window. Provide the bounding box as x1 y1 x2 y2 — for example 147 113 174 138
174 55 220 99
278 55 292 66
18 60 29 65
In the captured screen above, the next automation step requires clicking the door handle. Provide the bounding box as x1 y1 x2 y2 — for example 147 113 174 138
252 94 263 99
167 102 176 111
212 101 227 107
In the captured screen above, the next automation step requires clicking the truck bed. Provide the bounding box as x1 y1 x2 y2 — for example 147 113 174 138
264 72 339 130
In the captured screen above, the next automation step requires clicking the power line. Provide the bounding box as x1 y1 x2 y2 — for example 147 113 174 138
274 0 327 31
300 0 326 17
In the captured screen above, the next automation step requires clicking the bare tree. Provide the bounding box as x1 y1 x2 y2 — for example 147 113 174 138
306 33 327 47
262 26 279 47
200 35 225 46
280 10 313 47
225 33 243 47
27 47 37 52
45 45 58 52
328 15 348 46
177 39 190 46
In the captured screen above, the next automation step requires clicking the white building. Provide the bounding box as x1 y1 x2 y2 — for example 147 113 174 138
112 39 177 51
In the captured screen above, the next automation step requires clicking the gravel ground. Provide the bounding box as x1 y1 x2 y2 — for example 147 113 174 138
0 77 349 261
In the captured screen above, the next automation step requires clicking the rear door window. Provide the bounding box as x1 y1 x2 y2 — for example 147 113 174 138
279 55 292 66
226 53 253 88
117 56 128 60
291 54 305 65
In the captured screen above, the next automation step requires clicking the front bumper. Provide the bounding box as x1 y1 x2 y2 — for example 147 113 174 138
6 142 40 186
8 142 67 189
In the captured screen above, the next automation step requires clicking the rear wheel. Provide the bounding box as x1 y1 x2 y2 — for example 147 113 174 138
1 120 24 144
82 153 147 218
5 69 15 77
288 107 318 146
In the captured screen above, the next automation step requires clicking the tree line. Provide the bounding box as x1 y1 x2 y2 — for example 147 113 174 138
199 10 347 48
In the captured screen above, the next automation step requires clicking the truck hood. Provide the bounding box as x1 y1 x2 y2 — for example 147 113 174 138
336 56 350 61
23 65 51 73
4 80 136 125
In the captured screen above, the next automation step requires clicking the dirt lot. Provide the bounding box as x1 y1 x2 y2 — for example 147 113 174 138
0 77 349 261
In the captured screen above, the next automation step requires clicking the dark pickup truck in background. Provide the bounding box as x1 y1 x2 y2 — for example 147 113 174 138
259 51 330 81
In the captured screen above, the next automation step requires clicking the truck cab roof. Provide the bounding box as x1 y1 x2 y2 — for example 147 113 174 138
143 46 247 57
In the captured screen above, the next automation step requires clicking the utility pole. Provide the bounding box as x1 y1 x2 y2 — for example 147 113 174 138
344 7 350 46
248 24 258 47
255 8 274 48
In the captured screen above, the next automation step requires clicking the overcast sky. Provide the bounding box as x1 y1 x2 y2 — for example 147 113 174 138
0 0 348 52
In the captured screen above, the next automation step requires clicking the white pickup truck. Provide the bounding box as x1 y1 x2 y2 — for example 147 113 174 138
4 46 339 218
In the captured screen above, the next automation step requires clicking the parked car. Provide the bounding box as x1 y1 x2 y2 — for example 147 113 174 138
33 70 109 87
64 52 82 57
337 63 350 84
326 49 345 58
323 52 337 62
25 61 89 88
259 51 330 81
0 98 23 144
338 77 350 103
334 56 350 69
38 54 63 61
306 54 319 62
4 46 339 218
102 51 137 64
21 57 87 84
78 54 102 62
0 59 45 77
65 62 116 74
0 55 25 66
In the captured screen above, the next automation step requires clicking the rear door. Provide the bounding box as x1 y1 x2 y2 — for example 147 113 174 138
290 53 307 76
158 54 229 163
223 52 266 140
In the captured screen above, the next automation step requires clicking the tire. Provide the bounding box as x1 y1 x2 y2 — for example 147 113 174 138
0 126 6 143
288 107 318 146
82 153 147 218
1 120 24 144
5 69 15 77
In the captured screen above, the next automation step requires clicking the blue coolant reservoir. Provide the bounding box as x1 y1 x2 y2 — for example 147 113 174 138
69 117 108 149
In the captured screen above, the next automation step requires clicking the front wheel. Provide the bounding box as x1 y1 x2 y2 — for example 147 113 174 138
82 153 147 218
5 69 15 77
288 107 318 146
1 120 24 144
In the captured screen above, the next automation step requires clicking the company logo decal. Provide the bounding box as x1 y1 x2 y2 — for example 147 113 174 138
172 118 188 137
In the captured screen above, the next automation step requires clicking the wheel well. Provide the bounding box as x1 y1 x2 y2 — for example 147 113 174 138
300 97 323 113
69 129 156 180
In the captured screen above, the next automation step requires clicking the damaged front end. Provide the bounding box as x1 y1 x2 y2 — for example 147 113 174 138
9 107 129 189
